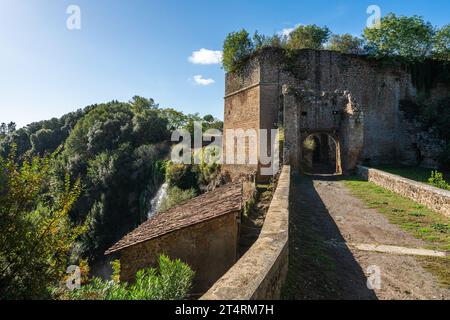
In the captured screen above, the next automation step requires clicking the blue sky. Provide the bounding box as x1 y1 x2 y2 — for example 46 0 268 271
1 0 449 128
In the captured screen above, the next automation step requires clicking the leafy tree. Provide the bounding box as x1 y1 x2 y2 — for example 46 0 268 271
129 96 158 110
253 31 282 50
0 110 86 160
30 128 61 155
0 96 219 271
0 122 16 138
61 100 170 260
286 24 331 50
158 108 190 130
363 13 435 61
223 29 255 72
433 25 450 61
328 34 365 55
165 162 198 190
203 115 223 131
0 147 84 299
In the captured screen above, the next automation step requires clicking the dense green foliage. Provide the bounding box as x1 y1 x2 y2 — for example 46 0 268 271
63 255 194 300
161 147 222 212
434 25 450 61
222 14 450 74
0 95 223 299
166 162 199 190
58 98 171 260
1 110 86 159
0 122 16 142
222 29 255 73
327 34 365 55
159 187 197 213
363 14 435 61
222 25 330 72
0 148 84 299
165 146 222 191
286 25 331 50
363 14 450 62
428 171 450 190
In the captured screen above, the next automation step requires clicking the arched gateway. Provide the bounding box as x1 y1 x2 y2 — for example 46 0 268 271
301 132 342 175
220 49 432 180
283 86 364 174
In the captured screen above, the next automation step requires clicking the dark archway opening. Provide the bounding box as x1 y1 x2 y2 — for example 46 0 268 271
301 133 341 175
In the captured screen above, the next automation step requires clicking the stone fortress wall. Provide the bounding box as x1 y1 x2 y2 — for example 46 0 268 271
222 48 449 176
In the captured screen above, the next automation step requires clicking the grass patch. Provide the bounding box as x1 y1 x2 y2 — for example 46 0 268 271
417 257 450 289
344 177 450 288
374 165 450 186
344 178 450 252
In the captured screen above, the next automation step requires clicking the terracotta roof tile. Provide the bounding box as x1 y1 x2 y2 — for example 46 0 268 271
105 183 242 255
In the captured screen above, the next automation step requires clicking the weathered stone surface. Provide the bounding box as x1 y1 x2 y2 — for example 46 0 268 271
201 166 290 300
222 48 450 175
357 166 450 217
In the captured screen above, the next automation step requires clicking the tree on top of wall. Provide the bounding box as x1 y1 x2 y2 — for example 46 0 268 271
363 13 435 61
327 34 365 55
222 29 255 72
285 24 331 50
433 25 450 61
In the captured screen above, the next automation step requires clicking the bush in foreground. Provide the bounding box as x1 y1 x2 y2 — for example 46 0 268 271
64 255 195 300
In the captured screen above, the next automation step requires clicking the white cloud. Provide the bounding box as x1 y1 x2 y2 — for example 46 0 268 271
188 48 223 64
193 75 215 86
279 24 302 39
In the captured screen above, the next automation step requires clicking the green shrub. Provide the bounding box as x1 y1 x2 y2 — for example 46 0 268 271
222 29 254 72
66 255 194 300
286 24 331 50
165 162 198 189
328 34 365 55
128 255 194 300
428 170 450 190
195 146 221 188
159 187 197 212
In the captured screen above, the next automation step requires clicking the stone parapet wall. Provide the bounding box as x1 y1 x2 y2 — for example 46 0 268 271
201 165 290 300
357 166 450 217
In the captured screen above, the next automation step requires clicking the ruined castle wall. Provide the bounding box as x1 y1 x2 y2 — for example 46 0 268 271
224 49 449 173
223 58 262 180
222 85 260 180
119 213 239 295
273 50 414 167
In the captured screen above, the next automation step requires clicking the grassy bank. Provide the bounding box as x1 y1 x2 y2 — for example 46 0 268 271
374 165 450 186
344 178 450 287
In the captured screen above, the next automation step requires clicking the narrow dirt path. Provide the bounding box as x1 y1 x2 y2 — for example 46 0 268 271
282 175 450 300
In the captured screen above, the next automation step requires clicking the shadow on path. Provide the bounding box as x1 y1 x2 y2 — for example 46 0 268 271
282 174 378 300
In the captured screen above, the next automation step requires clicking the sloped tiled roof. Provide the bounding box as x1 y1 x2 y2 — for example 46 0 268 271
105 183 242 255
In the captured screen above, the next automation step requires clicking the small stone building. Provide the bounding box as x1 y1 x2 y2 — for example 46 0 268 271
105 183 242 295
